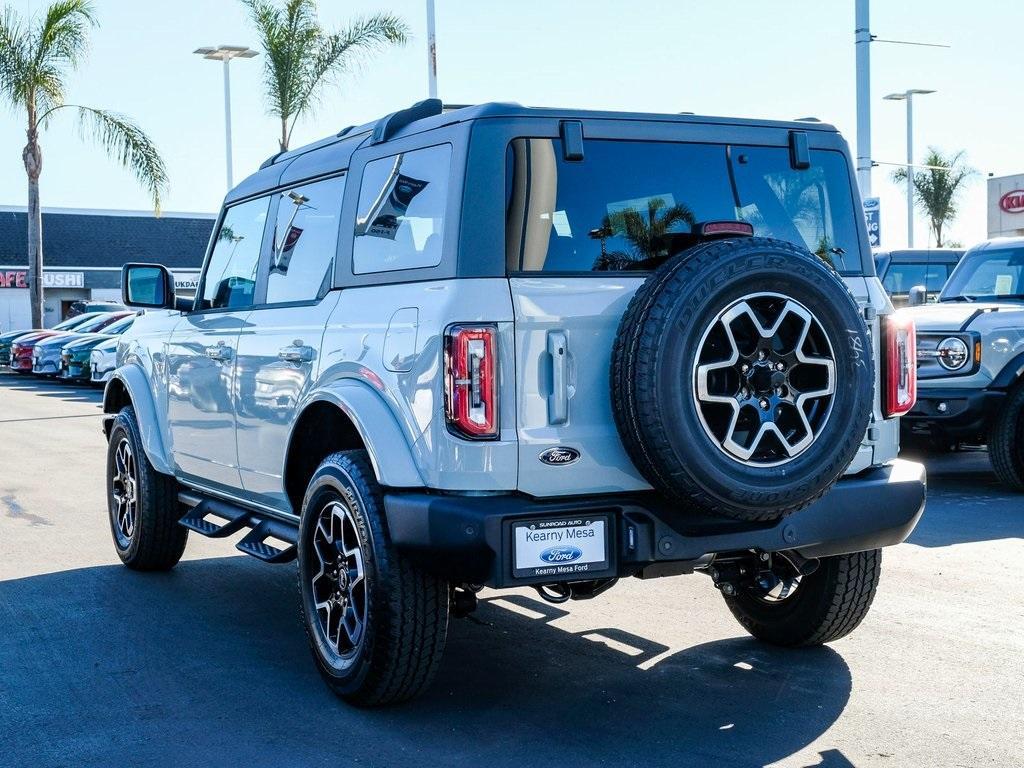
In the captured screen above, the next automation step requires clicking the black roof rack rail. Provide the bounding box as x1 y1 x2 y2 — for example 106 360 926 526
336 124 356 137
258 151 286 170
370 98 443 145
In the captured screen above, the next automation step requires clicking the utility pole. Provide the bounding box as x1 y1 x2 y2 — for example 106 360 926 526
855 0 872 198
426 0 438 99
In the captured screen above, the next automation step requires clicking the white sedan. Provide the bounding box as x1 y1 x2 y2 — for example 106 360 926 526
89 336 119 384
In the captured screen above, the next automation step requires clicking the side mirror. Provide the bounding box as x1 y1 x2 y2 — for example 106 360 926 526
908 285 927 307
122 263 176 309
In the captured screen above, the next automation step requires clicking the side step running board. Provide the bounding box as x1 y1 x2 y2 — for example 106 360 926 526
178 492 299 564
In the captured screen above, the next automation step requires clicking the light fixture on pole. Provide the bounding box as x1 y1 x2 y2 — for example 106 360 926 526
194 45 259 190
885 88 935 248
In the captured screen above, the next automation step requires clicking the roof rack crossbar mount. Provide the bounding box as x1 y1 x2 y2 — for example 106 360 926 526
371 98 443 145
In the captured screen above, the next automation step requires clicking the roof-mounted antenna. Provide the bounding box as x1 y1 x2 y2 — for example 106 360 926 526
370 98 443 145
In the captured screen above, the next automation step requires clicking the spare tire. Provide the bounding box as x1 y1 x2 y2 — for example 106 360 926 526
611 237 873 522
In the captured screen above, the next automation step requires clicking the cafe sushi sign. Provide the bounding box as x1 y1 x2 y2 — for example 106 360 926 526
0 270 84 289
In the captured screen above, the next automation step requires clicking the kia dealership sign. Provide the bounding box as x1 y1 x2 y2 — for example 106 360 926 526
989 173 1024 237
998 190 1024 214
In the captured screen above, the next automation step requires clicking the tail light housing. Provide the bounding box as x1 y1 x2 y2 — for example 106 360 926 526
444 324 499 439
884 314 917 417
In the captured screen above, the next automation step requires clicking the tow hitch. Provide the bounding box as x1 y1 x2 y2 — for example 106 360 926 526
705 551 819 596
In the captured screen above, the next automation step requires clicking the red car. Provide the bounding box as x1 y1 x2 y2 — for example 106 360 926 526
9 311 131 372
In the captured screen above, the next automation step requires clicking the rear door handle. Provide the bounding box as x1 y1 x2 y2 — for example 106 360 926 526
278 344 314 363
205 344 233 361
547 331 568 425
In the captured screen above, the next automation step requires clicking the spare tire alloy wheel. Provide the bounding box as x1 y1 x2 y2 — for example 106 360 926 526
611 237 873 522
695 292 836 466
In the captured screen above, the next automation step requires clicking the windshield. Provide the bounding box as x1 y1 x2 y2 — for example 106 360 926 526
101 316 135 335
77 313 124 333
506 139 864 275
940 247 1024 301
54 312 100 331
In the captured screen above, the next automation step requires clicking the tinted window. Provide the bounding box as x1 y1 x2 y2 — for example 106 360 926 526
266 175 345 304
200 197 270 310
353 144 451 274
506 139 861 274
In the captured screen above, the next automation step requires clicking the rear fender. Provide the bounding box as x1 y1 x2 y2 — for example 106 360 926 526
301 380 424 488
103 365 174 475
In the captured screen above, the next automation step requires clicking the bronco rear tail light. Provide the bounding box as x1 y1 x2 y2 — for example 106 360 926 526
884 314 917 418
444 324 499 439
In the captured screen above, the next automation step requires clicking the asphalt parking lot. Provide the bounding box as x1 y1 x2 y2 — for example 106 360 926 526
1 371 1021 768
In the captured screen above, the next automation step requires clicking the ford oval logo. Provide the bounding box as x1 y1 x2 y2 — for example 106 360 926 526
539 446 581 466
540 546 583 564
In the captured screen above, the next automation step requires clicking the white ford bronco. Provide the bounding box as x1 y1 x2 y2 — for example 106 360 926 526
103 100 926 705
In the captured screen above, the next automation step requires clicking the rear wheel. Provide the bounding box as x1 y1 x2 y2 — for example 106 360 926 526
297 450 449 706
106 406 187 570
989 383 1024 490
722 550 881 646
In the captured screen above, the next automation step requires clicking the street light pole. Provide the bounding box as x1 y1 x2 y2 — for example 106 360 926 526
223 58 234 189
194 45 259 190
885 89 935 248
426 0 438 99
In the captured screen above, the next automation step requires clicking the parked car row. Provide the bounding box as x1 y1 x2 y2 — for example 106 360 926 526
0 308 132 385
889 238 1024 490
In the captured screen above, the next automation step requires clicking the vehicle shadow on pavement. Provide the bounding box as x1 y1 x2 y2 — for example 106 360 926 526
904 449 1024 548
0 556 853 768
0 372 103 405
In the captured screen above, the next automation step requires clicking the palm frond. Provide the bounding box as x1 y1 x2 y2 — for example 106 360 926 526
243 0 408 150
0 7 32 106
73 106 168 213
35 0 95 70
0 1 95 114
290 12 409 132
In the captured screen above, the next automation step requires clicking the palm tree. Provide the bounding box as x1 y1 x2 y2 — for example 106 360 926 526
892 148 975 248
0 0 167 329
242 0 409 152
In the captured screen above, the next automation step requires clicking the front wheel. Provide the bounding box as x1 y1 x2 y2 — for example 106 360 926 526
106 406 188 570
297 450 449 706
722 550 881 646
989 383 1024 490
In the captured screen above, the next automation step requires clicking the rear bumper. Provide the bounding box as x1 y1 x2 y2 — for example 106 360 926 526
384 459 926 588
902 386 1005 439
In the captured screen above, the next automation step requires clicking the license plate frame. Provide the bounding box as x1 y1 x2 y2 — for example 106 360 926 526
510 514 613 582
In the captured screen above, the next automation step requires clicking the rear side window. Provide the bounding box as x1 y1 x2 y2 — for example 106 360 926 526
200 197 270 310
265 175 345 304
353 144 451 274
506 139 862 274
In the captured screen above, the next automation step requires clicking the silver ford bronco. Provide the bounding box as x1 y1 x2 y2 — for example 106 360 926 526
900 237 1024 489
103 100 926 705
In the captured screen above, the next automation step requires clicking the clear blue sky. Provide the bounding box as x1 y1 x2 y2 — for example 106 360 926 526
1 0 1019 250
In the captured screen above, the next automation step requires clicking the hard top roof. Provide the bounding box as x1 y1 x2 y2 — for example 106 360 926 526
226 100 840 205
